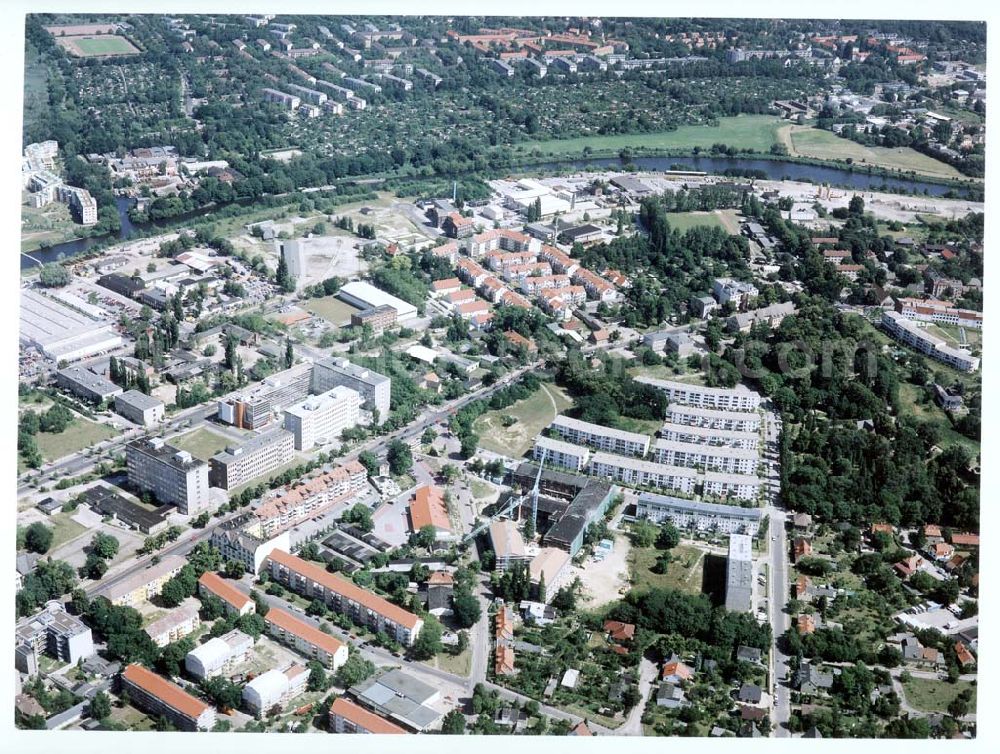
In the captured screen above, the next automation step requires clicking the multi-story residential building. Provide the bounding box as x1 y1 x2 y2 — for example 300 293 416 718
282 385 363 450
144 603 201 647
119 664 217 732
242 665 309 718
263 607 349 669
315 79 354 100
126 438 211 514
261 88 302 110
218 362 313 429
549 415 650 457
312 357 391 425
702 471 761 501
651 438 759 475
588 452 699 494
209 428 296 489
104 555 186 607
725 534 754 613
712 277 759 309
15 601 95 673
537 244 578 275
343 76 382 94
210 515 292 574
666 404 761 433
185 629 254 681
635 492 762 535
572 268 617 301
114 390 165 427
329 697 407 734
659 421 759 449
285 82 328 105
266 550 423 646
488 519 531 571
252 460 368 537
532 435 591 472
198 571 255 616
636 376 762 412
895 297 983 330
881 311 980 372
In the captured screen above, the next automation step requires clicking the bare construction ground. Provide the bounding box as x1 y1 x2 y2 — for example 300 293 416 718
574 529 631 609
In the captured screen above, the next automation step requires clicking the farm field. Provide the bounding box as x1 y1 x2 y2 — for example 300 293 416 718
304 295 362 326
473 382 572 458
784 126 964 180
57 34 140 57
34 416 116 463
170 427 233 461
628 543 706 596
518 115 786 156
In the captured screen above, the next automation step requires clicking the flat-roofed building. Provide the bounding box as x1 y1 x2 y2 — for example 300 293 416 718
666 405 761 433
76 484 171 534
895 297 983 329
530 547 570 602
659 421 759 450
15 601 95 673
725 534 753 612
532 435 591 472
119 663 216 731
266 550 423 646
185 629 254 680
588 452 698 494
103 555 186 607
114 390 165 426
264 607 349 669
209 428 295 489
218 362 313 429
55 365 123 403
702 471 761 501
881 311 980 372
337 280 418 321
348 669 441 731
351 304 397 336
488 519 531 571
651 438 759 475
242 664 308 718
542 480 616 557
549 415 650 457
312 357 391 425
282 386 363 450
126 438 211 514
636 376 761 412
635 492 761 535
144 602 201 647
198 571 255 616
329 696 407 734
21 289 123 363
285 82 328 105
261 88 301 109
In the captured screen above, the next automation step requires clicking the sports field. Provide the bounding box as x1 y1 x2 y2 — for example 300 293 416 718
518 115 786 156
56 34 140 57
783 126 963 180
665 210 737 234
304 295 362 326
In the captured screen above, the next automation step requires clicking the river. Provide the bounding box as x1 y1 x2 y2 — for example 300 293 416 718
22 155 976 270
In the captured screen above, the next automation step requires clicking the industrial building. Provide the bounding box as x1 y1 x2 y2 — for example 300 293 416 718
336 280 418 322
209 428 296 489
542 480 616 557
280 239 307 279
55 365 122 403
348 669 441 731
75 485 171 535
351 304 398 336
21 290 122 363
114 389 165 426
725 534 754 613
126 437 211 514
282 386 363 450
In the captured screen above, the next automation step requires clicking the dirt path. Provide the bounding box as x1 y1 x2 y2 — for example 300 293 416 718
776 124 796 154
714 209 742 235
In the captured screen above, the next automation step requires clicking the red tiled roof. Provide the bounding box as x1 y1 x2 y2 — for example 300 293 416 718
122 664 209 720
265 607 346 657
199 572 253 612
409 485 451 533
950 533 980 547
330 697 407 734
661 661 693 681
603 620 635 642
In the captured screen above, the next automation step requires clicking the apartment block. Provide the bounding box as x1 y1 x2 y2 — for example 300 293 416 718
881 311 980 372
725 534 754 613
895 298 983 329
635 492 762 535
104 555 186 608
209 428 295 489
651 438 759 475
588 451 699 494
312 357 391 425
702 471 761 501
114 390 165 427
712 277 759 309
266 550 423 646
264 607 349 669
549 415 650 457
210 515 292 574
252 460 368 537
218 362 313 430
532 435 591 472
15 601 95 673
283 386 363 450
659 421 759 449
119 664 216 731
636 376 761 412
242 665 308 718
125 438 211 514
285 82 328 105
198 571 255 616
185 629 254 680
144 603 201 648
666 405 761 433
261 88 301 109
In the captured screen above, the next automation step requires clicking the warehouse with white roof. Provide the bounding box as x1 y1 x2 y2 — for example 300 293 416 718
337 281 418 321
20 289 123 362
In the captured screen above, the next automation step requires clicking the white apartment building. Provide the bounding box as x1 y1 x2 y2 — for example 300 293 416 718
636 376 762 412
532 435 591 472
895 298 983 329
283 385 363 450
261 88 301 110
666 405 761 433
651 438 760 475
549 415 651 457
725 534 754 613
713 277 759 308
144 603 201 648
114 390 166 427
659 421 759 449
125 438 211 514
588 451 699 494
635 492 762 535
209 428 296 490
881 311 980 372
702 471 761 501
242 665 309 718
285 82 328 105
184 629 254 681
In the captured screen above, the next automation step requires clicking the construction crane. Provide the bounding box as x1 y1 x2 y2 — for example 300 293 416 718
530 447 546 534
461 450 546 545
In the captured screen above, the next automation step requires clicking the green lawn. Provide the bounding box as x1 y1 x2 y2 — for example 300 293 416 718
424 647 472 676
518 115 786 156
48 511 88 549
665 211 730 233
34 417 116 462
170 427 233 461
474 383 573 458
786 126 964 180
304 295 362 326
613 416 662 436
902 677 976 713
628 543 706 595
898 382 979 456
72 36 140 56
470 480 495 500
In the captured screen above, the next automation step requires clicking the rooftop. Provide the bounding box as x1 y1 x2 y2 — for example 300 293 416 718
265 607 346 656
121 664 209 719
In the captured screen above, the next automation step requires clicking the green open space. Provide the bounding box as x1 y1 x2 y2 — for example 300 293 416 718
71 36 140 56
901 677 976 713
48 511 89 549
423 647 472 676
170 427 233 461
786 126 964 180
473 383 573 458
34 416 117 463
897 383 979 457
628 543 706 596
304 295 362 326
518 115 786 156
665 211 732 234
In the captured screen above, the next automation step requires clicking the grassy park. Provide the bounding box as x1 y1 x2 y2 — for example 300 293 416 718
901 677 976 713
473 383 572 458
34 416 116 463
628 543 706 596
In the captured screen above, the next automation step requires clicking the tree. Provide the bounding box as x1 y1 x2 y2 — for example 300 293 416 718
80 554 108 580
630 520 658 548
335 651 375 688
24 522 54 554
409 616 443 660
38 263 70 288
440 709 466 734
307 660 329 692
223 560 246 579
276 254 295 293
201 677 243 710
284 338 294 369
89 691 111 721
159 577 188 607
656 522 681 550
410 524 438 550
452 588 481 629
91 532 120 560
386 439 413 476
